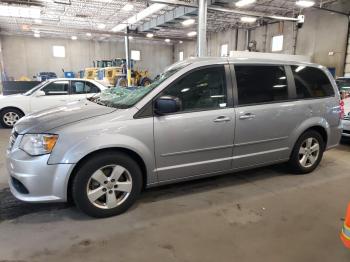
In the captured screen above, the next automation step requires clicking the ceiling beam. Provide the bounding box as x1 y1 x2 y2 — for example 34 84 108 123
138 6 197 32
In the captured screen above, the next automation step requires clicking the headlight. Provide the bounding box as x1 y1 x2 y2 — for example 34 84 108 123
20 134 59 156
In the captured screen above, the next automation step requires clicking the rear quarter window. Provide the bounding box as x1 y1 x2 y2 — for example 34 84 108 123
291 66 334 99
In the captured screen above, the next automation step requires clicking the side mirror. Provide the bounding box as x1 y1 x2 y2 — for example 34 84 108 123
154 96 181 115
35 90 46 97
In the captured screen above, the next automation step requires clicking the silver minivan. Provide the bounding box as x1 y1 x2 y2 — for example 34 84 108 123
7 57 342 217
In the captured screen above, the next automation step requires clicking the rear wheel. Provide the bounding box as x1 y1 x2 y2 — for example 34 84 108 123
0 108 24 128
72 152 142 218
288 130 325 174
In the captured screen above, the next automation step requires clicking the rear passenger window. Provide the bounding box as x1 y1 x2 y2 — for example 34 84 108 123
235 65 288 105
291 66 334 99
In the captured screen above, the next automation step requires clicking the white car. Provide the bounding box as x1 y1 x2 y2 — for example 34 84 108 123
336 77 350 137
0 78 108 128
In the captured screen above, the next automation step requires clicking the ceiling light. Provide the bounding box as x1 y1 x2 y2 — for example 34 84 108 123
34 19 42 24
112 3 166 32
146 33 154 38
0 5 41 18
128 36 133 40
34 33 40 38
165 38 171 43
187 31 197 37
86 32 92 37
71 35 77 40
179 40 183 44
240 16 257 23
296 0 315 8
235 0 256 7
182 19 195 26
122 3 134 11
97 23 106 29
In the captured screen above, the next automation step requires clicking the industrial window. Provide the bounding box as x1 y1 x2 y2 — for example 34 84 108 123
179 51 184 61
131 50 141 61
221 44 228 57
52 45 65 58
271 35 284 52
291 66 334 99
235 65 288 105
161 66 227 112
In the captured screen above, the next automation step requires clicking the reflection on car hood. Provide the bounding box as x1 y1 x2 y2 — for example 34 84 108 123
14 100 116 134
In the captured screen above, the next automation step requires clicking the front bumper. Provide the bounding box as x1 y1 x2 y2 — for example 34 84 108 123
342 119 350 137
6 146 75 203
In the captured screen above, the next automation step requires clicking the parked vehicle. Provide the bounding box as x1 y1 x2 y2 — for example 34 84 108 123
7 58 342 217
336 77 350 137
0 78 107 128
35 72 57 81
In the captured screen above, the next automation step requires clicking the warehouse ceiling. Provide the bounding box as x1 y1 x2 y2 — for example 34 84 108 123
0 0 340 42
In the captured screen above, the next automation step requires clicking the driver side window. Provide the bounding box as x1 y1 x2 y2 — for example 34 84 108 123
161 66 227 112
42 81 69 95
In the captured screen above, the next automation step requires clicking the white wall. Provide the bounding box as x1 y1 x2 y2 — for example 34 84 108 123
1 35 174 79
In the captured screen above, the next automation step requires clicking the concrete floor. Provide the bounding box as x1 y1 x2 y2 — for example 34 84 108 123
0 128 350 262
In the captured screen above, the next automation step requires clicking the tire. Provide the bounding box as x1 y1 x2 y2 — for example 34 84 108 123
288 130 325 174
140 77 151 87
72 152 143 218
0 108 24 128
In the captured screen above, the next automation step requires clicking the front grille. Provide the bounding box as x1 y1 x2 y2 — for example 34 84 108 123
9 131 18 150
11 177 29 194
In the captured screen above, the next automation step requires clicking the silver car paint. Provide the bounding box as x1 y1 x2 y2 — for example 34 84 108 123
7 57 342 203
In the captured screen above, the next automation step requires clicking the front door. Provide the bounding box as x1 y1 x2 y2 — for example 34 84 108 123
232 64 295 169
30 80 70 113
154 65 235 182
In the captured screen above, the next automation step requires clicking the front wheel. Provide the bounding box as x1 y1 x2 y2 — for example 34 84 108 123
0 108 24 128
72 152 142 218
288 130 325 174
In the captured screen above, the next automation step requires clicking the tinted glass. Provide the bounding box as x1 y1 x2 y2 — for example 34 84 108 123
42 81 69 95
71 81 100 94
291 66 334 99
161 66 227 112
235 65 288 105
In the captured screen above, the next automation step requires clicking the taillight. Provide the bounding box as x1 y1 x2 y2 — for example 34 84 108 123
340 99 345 119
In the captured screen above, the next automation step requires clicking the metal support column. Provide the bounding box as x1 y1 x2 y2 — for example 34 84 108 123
124 27 131 87
197 0 207 57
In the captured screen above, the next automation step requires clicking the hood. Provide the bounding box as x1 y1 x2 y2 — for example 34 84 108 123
14 100 116 134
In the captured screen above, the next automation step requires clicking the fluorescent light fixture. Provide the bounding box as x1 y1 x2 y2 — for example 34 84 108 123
71 35 77 40
187 31 197 37
146 33 154 38
97 23 106 29
296 0 315 8
240 16 257 23
112 3 166 32
165 38 171 43
128 36 133 40
34 33 40 38
179 40 183 44
0 5 41 18
273 85 287 88
235 0 256 7
122 3 134 11
181 88 190 93
182 18 195 26
279 76 287 80
86 32 92 36
34 19 42 24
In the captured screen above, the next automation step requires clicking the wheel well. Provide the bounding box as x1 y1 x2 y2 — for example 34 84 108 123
0 106 25 116
304 126 328 146
67 148 148 203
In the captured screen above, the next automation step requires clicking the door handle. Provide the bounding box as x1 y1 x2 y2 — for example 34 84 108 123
214 116 231 122
239 113 256 120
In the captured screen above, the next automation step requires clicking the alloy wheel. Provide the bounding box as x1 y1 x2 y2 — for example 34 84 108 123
298 137 320 168
3 112 20 127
